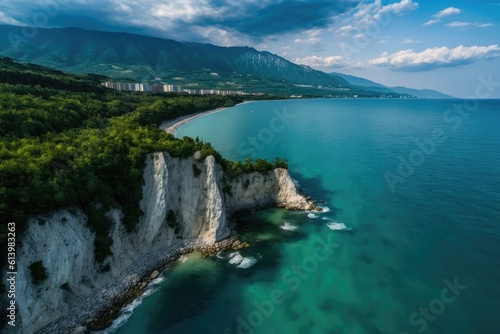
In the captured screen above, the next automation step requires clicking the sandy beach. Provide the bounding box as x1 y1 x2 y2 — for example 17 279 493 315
160 101 250 135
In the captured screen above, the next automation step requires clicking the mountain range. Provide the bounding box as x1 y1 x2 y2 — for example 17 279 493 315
330 72 455 99
0 24 450 98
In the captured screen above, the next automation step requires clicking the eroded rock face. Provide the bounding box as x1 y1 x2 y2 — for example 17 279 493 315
226 168 315 213
11 153 312 333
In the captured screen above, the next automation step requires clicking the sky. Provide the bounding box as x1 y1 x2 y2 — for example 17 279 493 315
1 0 499 98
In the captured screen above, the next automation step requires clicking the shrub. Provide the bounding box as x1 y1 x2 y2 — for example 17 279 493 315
29 261 48 285
192 163 202 177
222 184 233 196
99 263 111 273
166 209 181 235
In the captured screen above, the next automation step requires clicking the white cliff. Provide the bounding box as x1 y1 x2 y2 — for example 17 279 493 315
11 152 313 334
226 168 314 213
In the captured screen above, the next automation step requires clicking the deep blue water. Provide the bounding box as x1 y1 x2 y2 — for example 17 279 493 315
109 99 500 334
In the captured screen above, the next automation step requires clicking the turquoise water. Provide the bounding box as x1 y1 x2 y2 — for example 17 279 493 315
112 99 500 334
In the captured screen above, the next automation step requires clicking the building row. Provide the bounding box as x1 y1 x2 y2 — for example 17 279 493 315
102 81 265 96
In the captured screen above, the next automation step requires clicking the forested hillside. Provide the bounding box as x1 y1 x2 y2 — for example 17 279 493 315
0 58 286 273
0 25 360 96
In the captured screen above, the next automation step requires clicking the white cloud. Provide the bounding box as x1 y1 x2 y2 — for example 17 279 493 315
403 38 421 44
336 0 419 37
379 0 419 15
0 11 25 26
335 25 357 38
435 7 461 18
294 29 322 45
423 19 439 26
423 7 461 26
446 21 470 27
295 55 348 68
369 45 500 71
477 23 494 28
445 21 493 28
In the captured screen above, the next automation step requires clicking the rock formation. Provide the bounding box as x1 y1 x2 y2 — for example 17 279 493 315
10 152 313 333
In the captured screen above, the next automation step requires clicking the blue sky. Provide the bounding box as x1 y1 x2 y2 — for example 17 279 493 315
1 0 499 97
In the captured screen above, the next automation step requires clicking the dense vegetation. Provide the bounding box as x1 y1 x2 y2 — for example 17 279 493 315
0 58 288 270
28 261 48 285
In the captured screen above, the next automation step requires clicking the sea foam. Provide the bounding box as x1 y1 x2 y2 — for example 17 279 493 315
326 221 350 231
228 252 257 268
228 252 244 265
280 222 298 231
95 275 165 334
236 257 257 269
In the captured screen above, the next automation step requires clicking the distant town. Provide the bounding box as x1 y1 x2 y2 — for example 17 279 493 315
102 81 266 96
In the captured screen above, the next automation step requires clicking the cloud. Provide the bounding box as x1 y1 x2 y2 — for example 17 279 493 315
435 7 461 18
369 45 500 71
294 29 322 45
423 19 440 26
423 6 461 26
0 11 25 25
445 21 493 28
336 0 419 38
0 0 361 45
295 55 348 68
402 38 421 44
379 0 419 15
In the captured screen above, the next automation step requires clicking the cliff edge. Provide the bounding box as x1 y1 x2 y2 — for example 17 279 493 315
10 152 313 334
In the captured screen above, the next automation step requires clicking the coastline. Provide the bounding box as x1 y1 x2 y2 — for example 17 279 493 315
160 101 250 135
32 100 314 334
36 236 242 334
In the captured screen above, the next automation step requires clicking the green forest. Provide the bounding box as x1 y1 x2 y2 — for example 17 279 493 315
0 57 287 270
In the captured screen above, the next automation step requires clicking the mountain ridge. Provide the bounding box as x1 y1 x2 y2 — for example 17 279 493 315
330 72 455 99
0 25 356 96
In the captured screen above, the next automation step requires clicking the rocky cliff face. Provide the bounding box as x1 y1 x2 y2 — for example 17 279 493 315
11 152 313 334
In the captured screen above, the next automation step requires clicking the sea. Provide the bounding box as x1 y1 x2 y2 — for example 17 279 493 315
107 98 500 334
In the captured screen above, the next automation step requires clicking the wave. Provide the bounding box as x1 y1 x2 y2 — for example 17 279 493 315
236 257 257 269
280 222 298 231
228 252 244 265
318 206 331 213
216 250 226 259
326 221 350 231
228 251 257 269
307 213 319 219
95 275 165 334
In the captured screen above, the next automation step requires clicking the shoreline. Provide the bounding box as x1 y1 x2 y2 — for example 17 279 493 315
37 236 244 334
35 100 310 334
160 101 251 135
